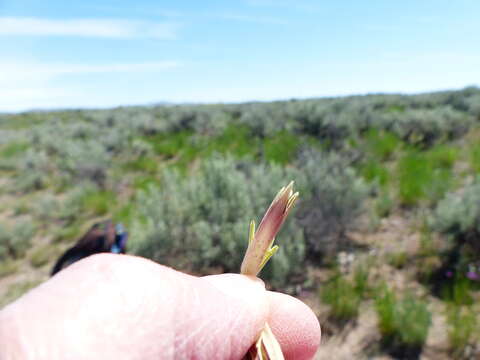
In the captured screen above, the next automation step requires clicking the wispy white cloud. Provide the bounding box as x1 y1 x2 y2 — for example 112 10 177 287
0 60 181 111
0 17 180 39
87 5 185 18
0 61 180 84
38 61 180 75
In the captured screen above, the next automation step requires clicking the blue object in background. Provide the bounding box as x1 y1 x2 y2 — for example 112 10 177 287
111 223 128 254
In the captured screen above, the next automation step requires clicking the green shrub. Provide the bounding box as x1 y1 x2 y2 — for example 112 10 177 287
0 158 16 171
130 155 305 288
321 275 361 322
0 260 19 278
441 276 474 306
0 141 30 170
132 175 159 192
389 106 471 147
376 286 432 358
0 225 7 260
427 168 456 205
122 156 158 173
470 143 480 173
130 138 153 157
465 93 480 117
56 139 110 186
429 183 480 298
397 151 428 206
12 149 50 192
81 190 117 216
431 181 480 238
363 129 402 160
11 221 36 258
239 102 297 137
430 180 480 280
54 223 81 243
30 245 55 268
375 191 394 218
396 295 432 346
206 124 257 158
388 252 408 269
447 305 477 357
59 184 115 221
397 147 456 207
376 285 396 336
0 142 29 158
113 203 136 224
13 201 30 215
263 131 301 164
360 160 390 188
418 223 436 257
59 185 92 223
321 264 370 322
0 221 36 260
0 112 44 130
145 125 258 170
353 262 372 298
33 193 60 221
146 130 194 157
427 145 458 169
295 150 368 257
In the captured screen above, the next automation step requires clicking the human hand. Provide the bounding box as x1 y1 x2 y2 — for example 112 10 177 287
0 254 320 359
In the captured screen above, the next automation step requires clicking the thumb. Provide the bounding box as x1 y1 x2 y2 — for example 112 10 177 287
203 276 321 360
185 273 269 359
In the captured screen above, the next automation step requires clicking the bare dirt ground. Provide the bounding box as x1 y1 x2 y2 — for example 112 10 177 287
296 213 458 360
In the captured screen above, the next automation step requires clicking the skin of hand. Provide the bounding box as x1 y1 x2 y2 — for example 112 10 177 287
0 254 320 360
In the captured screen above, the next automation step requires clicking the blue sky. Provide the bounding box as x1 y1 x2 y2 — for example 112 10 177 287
1 0 479 112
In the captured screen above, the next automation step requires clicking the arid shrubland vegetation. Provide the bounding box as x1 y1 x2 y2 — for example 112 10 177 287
1 87 480 358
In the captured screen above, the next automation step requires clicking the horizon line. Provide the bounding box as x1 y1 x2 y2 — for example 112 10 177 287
1 84 477 115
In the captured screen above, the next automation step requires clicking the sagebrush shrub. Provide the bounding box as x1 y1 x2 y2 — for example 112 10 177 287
389 106 471 147
465 94 480 118
0 224 9 261
14 149 50 192
130 155 305 288
428 182 480 297
431 181 480 242
0 221 36 260
295 149 368 257
129 149 368 287
239 102 296 137
33 193 60 221
59 183 101 222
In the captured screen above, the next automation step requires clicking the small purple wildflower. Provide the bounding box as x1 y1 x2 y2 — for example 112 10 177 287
466 271 479 281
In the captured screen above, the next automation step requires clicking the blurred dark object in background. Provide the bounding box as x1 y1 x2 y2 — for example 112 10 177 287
51 220 128 276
